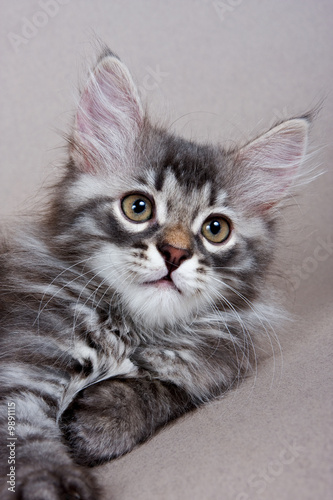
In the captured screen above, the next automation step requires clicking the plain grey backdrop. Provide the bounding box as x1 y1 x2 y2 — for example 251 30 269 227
1 1 332 499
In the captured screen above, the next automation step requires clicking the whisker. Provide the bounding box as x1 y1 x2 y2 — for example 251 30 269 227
209 274 283 387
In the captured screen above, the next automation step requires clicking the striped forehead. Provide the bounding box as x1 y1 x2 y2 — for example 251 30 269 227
153 169 217 225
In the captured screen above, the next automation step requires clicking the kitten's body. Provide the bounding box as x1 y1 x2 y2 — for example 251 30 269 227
0 50 309 499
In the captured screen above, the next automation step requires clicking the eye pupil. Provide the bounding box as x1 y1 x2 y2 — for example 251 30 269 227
132 200 146 214
209 220 221 235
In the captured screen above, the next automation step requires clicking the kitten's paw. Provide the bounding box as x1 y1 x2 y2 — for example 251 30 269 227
61 379 151 466
17 465 99 500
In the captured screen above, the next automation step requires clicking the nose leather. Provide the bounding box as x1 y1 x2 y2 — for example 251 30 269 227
158 243 191 274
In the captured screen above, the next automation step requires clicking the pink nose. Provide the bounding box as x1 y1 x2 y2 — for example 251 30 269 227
158 243 191 274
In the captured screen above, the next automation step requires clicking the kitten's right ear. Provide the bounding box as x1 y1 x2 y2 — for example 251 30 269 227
71 52 144 174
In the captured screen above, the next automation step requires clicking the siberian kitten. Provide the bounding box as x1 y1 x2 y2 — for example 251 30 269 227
0 48 310 499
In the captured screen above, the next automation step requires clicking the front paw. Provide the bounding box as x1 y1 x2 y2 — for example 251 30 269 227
10 465 98 500
60 379 150 466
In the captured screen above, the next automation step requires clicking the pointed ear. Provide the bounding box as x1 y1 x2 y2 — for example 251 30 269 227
235 118 310 212
71 53 144 174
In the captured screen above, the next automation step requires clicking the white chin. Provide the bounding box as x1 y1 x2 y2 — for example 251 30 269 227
121 281 198 328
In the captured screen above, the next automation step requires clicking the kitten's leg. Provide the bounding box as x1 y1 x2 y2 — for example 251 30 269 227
0 364 99 500
61 338 249 467
61 377 195 466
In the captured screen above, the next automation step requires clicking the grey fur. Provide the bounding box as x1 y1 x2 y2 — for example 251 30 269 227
0 50 309 499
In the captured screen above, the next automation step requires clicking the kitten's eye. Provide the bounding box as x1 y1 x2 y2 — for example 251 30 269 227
202 216 230 244
121 194 153 223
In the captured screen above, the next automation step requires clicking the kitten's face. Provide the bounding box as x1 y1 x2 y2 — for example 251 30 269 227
62 52 308 329
94 171 235 327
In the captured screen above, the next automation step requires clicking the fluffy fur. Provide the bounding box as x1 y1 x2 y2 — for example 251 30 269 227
0 49 310 500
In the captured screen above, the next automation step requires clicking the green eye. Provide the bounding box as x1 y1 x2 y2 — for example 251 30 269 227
121 194 153 223
202 216 230 244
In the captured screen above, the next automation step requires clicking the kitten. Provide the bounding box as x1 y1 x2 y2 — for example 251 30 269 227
0 48 310 500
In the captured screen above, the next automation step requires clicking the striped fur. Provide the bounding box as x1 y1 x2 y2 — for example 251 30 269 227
0 49 309 499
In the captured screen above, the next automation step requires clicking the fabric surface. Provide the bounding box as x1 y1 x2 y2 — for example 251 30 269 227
1 1 332 499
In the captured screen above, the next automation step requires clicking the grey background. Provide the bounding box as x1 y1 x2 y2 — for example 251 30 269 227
1 1 332 499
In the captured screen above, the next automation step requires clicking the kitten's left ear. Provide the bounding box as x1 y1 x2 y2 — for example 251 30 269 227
236 118 310 212
71 51 144 174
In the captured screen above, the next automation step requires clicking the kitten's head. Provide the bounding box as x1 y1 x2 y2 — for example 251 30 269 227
57 51 309 328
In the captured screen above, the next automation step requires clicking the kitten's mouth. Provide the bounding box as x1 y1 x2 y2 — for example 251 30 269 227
143 273 180 292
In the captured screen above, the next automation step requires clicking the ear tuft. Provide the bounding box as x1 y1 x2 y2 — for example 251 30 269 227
71 53 144 174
